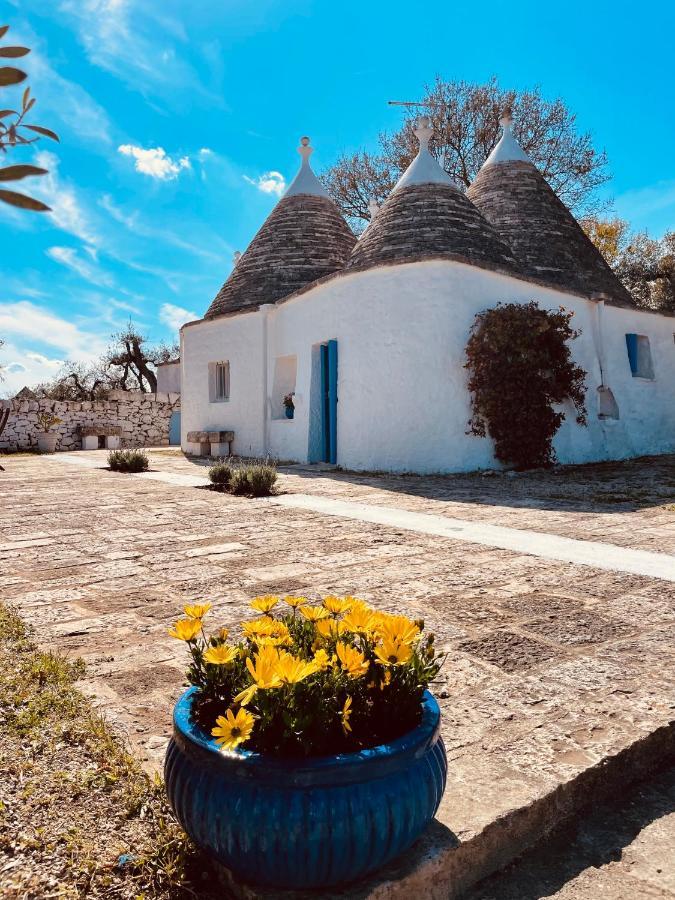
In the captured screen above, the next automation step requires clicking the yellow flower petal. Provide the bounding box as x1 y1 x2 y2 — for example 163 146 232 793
168 618 202 642
184 602 212 619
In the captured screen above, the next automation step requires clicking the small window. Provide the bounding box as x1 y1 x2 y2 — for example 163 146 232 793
625 334 654 379
209 361 230 401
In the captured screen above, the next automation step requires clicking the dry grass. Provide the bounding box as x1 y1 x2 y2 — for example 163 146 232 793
0 604 218 899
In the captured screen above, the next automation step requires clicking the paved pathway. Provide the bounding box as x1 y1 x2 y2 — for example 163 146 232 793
1 448 675 898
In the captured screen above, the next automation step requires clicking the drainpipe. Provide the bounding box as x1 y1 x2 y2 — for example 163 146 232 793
591 295 607 386
260 304 274 457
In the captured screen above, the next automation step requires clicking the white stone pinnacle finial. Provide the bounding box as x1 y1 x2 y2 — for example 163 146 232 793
298 136 313 165
499 107 514 132
368 198 380 220
233 250 241 266
414 115 434 152
284 135 330 199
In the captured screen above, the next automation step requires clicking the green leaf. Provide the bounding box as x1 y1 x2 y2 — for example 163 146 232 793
0 164 48 181
22 86 29 108
0 109 17 119
23 124 59 142
0 188 50 211
0 67 26 87
0 26 9 40
0 47 30 58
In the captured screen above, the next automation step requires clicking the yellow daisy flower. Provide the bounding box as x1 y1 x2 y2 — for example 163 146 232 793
218 627 229 641
322 596 353 616
250 595 279 615
274 652 317 685
212 708 255 751
374 639 413 667
335 642 369 679
343 605 376 635
312 648 331 671
168 618 202 642
245 645 282 689
316 618 348 640
300 605 330 622
242 618 288 640
375 615 420 645
283 595 308 609
341 696 353 734
183 602 212 620
203 645 238 665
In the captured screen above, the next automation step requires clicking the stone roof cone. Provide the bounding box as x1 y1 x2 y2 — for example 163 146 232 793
348 116 519 273
205 137 355 318
467 109 634 306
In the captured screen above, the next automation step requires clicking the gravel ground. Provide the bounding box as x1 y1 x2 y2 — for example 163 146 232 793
0 603 218 900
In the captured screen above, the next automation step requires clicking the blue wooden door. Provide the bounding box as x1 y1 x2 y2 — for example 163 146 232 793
320 340 338 464
169 411 181 445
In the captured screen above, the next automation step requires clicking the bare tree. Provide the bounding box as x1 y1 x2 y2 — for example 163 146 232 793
321 77 610 230
0 23 59 211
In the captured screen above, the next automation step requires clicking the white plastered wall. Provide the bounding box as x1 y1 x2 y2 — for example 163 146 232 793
181 260 675 473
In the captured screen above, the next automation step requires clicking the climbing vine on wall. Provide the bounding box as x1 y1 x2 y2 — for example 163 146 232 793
465 302 587 469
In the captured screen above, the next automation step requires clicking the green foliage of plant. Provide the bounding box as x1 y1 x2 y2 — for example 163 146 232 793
108 448 149 473
246 463 277 496
0 24 59 212
465 302 587 469
171 597 444 758
208 462 232 487
35 410 61 431
229 467 250 495
227 462 277 497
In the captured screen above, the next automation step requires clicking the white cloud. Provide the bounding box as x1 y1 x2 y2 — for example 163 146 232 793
118 144 191 180
55 0 217 105
0 301 107 359
244 171 286 197
47 246 115 287
199 148 213 159
32 151 100 249
0 341 65 396
160 302 198 333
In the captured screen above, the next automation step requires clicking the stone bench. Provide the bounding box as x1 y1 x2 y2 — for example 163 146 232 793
78 425 123 450
186 430 234 457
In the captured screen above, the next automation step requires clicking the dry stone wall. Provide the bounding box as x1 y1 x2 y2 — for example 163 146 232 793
1 393 180 452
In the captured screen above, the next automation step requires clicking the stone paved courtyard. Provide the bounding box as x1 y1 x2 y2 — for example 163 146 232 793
1 449 675 898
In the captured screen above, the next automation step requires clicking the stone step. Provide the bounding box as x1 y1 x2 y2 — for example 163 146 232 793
218 721 674 899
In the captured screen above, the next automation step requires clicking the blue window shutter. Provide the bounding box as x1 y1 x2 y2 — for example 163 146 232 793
328 340 338 465
320 343 329 463
625 333 638 375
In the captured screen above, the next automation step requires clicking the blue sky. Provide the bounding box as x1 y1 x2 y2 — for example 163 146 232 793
1 0 673 395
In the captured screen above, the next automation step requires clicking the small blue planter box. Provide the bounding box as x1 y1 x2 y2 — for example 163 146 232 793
165 687 447 889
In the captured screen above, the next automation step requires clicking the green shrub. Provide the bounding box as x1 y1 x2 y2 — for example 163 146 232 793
246 463 277 497
465 302 587 469
208 462 232 488
227 463 277 497
229 468 250 495
108 449 149 473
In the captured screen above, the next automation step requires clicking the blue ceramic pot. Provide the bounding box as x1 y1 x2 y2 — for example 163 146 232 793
165 687 447 889
285 406 294 419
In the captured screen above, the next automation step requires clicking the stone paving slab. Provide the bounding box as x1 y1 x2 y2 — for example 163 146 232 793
1 449 674 898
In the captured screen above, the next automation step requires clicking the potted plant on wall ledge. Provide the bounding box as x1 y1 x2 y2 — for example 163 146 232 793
283 391 295 419
165 595 447 890
35 410 62 453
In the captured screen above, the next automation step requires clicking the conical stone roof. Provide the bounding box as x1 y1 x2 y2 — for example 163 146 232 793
205 138 355 319
348 117 519 274
467 112 634 307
